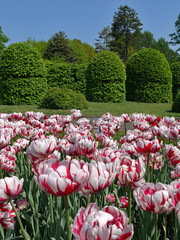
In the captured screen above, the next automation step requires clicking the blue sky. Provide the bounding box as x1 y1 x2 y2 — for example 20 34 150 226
1 0 180 50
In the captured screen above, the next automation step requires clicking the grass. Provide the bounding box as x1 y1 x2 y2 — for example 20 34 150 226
0 101 179 117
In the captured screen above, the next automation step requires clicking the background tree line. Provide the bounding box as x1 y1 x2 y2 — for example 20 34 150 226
0 4 180 65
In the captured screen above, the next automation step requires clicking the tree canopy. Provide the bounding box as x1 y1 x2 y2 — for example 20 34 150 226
111 5 143 62
0 26 9 55
169 13 180 52
44 31 77 63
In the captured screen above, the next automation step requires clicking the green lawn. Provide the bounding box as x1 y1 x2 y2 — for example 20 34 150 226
0 101 179 117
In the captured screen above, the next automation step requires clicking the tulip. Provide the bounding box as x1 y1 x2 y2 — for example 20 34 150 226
71 203 134 240
120 142 137 156
96 133 118 149
17 199 28 210
71 109 82 119
75 136 98 156
34 158 89 196
88 147 124 164
136 138 162 154
164 144 180 167
101 112 112 121
79 160 115 195
164 127 179 141
0 177 24 203
116 156 145 187
26 135 57 159
133 120 150 131
133 182 174 214
0 152 16 172
0 202 16 229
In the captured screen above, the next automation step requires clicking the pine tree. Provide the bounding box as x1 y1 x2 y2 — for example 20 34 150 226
44 31 77 63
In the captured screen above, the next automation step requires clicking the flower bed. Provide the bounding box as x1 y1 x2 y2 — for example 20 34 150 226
0 110 180 239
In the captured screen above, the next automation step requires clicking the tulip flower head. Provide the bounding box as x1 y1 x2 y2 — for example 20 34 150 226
136 138 162 154
34 159 89 196
0 202 16 229
0 177 24 203
71 203 134 240
133 182 174 214
79 160 116 195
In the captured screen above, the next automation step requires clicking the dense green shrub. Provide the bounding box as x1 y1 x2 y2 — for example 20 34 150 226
126 48 172 103
39 87 89 109
0 42 47 105
171 62 180 100
172 90 180 112
86 51 126 102
45 62 87 95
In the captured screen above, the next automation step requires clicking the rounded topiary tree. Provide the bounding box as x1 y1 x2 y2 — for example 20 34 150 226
86 51 126 102
171 62 180 101
126 48 172 103
0 42 47 105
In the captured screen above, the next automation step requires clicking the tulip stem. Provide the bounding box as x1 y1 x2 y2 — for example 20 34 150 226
128 184 131 223
146 153 150 182
163 213 167 240
49 194 54 224
9 200 30 240
154 213 158 240
124 122 127 135
0 166 3 179
157 160 168 182
64 195 71 240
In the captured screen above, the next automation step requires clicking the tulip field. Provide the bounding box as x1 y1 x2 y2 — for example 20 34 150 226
0 110 180 240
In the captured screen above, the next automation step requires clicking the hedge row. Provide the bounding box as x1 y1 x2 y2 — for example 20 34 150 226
0 43 179 108
45 62 87 95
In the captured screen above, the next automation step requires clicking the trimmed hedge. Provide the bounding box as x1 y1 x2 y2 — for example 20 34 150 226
0 42 47 105
172 90 180 113
39 87 89 110
45 62 87 95
86 51 126 102
126 48 172 103
171 62 180 101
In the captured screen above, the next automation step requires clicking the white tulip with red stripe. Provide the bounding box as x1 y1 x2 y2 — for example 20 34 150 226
0 177 24 203
34 158 89 196
71 203 134 240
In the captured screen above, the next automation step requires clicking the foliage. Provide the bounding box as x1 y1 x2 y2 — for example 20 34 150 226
126 48 172 103
171 62 180 100
44 31 77 63
94 26 112 52
172 90 180 112
26 38 48 58
0 42 47 104
136 32 180 64
45 62 87 95
153 38 180 64
0 26 9 55
111 5 143 63
136 31 156 50
169 13 180 52
86 51 126 102
39 87 88 109
69 39 95 64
